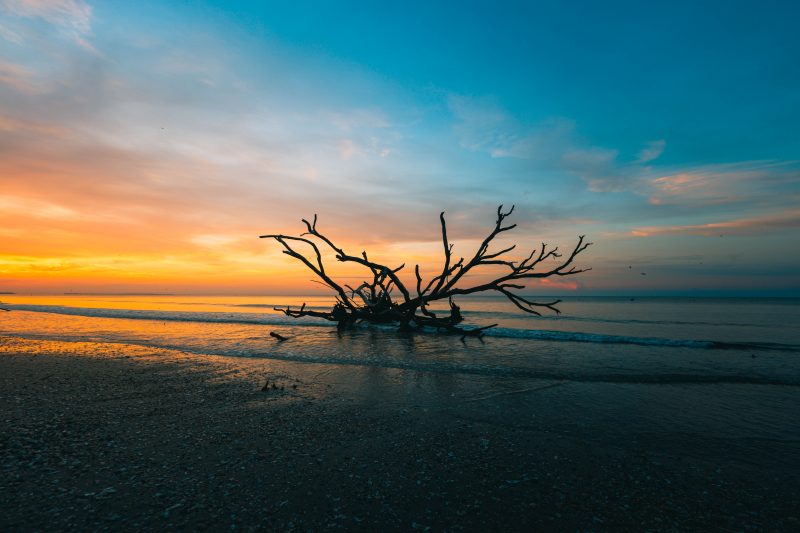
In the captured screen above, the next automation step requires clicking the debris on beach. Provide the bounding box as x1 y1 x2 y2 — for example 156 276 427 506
260 374 300 393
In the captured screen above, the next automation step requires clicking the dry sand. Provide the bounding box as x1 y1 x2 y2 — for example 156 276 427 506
1 335 798 531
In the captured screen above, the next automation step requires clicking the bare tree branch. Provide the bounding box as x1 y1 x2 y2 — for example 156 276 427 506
260 206 591 335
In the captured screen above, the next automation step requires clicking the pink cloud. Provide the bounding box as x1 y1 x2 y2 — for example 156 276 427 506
0 114 64 134
538 278 579 291
0 59 42 93
646 162 797 206
631 210 800 237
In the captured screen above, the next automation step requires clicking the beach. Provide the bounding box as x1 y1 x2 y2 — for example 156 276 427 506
2 334 799 531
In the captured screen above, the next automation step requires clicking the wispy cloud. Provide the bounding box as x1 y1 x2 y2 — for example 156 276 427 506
645 161 799 207
0 194 132 222
447 94 644 192
1 0 93 49
0 58 42 93
2 0 91 32
631 210 800 237
448 95 575 160
636 139 665 163
0 194 79 219
0 112 63 134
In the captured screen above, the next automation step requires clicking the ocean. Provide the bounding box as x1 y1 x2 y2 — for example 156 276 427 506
1 294 798 386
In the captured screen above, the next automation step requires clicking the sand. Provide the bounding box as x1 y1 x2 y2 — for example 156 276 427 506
1 335 798 531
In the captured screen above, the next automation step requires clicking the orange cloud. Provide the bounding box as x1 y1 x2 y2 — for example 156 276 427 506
0 114 65 135
631 210 800 237
538 278 579 290
0 59 43 94
645 162 797 207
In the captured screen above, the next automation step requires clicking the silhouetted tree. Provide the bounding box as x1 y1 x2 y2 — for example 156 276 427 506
260 205 591 337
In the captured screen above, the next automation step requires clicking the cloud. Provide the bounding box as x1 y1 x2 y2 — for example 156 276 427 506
0 21 23 43
0 194 133 222
0 113 63 134
339 139 357 159
636 139 665 163
561 147 621 191
447 95 520 153
447 94 652 193
448 95 575 160
0 194 78 219
538 278 579 291
189 234 239 248
645 161 799 207
1 0 94 50
445 95 797 262
0 58 42 93
1 0 91 34
631 210 800 237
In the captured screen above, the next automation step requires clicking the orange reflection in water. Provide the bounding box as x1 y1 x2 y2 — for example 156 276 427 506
0 294 339 314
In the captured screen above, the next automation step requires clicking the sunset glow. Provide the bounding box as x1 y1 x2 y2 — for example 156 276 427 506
1 0 798 295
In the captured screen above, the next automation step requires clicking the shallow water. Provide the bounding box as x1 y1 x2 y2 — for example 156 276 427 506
1 294 798 386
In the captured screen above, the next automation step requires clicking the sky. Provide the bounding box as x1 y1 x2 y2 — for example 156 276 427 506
1 0 798 295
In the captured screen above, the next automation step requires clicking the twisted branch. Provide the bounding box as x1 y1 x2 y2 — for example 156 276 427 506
260 205 591 337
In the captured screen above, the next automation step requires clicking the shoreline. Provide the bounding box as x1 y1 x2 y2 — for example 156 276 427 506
1 335 798 530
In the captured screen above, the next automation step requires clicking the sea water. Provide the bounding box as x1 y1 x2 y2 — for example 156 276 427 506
1 294 798 386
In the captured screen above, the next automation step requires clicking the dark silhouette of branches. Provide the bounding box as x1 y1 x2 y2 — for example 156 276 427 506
260 205 591 337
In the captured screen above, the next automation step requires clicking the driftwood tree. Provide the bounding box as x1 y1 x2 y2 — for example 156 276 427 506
260 205 591 337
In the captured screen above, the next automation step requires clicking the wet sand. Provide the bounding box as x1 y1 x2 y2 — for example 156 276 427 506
1 335 798 531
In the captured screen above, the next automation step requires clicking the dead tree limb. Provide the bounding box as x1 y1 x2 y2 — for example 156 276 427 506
260 205 591 336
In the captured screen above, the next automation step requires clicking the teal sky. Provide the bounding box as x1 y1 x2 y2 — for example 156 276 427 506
1 0 798 295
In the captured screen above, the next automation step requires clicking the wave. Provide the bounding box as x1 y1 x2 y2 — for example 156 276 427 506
130 351 800 385
483 327 800 351
4 333 798 387
6 304 800 352
5 304 333 328
460 309 772 328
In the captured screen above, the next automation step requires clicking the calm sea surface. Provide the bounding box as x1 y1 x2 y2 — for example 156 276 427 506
1 295 798 385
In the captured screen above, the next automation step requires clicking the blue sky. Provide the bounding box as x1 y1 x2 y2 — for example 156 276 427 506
0 0 798 294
